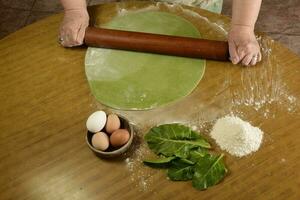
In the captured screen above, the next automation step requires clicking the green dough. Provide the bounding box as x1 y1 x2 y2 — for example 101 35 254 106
85 11 205 110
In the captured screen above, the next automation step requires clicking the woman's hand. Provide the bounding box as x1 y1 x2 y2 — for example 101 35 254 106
228 25 262 66
59 9 89 47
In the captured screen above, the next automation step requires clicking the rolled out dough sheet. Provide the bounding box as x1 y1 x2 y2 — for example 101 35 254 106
85 11 205 110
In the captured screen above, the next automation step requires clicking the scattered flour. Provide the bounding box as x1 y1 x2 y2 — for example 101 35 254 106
210 116 263 157
123 143 156 192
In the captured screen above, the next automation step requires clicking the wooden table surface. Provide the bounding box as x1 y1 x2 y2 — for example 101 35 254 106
0 2 299 200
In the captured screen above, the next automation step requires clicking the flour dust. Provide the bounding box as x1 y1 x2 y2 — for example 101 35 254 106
121 130 163 192
222 37 298 119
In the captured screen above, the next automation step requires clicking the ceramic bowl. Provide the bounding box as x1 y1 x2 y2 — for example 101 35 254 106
86 114 134 158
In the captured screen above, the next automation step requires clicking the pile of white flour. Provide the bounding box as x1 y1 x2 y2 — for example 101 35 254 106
210 116 263 157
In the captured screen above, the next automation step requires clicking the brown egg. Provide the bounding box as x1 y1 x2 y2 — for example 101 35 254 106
91 132 109 151
110 129 130 148
105 114 121 134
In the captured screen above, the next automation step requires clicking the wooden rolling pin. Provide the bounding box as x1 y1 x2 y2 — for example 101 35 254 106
84 27 230 61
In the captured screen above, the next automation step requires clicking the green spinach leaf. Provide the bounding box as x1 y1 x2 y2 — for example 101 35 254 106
144 124 211 158
143 156 176 168
167 158 195 181
188 148 208 163
192 154 227 190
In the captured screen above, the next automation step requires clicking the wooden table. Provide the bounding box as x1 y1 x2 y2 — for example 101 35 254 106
0 2 299 200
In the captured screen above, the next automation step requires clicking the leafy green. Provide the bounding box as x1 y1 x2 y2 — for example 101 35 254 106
144 124 211 158
192 154 227 190
167 158 195 181
143 156 176 168
143 124 228 191
178 158 195 165
188 148 208 163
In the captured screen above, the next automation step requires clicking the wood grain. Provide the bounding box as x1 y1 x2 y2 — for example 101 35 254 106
0 2 299 200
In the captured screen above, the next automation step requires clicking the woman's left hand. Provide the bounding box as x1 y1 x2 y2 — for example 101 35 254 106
59 9 89 47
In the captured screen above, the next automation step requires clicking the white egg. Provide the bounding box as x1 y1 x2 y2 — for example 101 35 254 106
86 111 107 133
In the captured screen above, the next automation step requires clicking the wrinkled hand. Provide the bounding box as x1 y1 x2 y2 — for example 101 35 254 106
228 25 262 66
59 9 89 47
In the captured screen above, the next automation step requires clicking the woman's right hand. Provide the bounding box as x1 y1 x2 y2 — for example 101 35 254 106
228 25 262 66
59 9 89 47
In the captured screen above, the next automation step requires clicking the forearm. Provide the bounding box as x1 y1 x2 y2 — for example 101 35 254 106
232 0 262 30
60 0 87 10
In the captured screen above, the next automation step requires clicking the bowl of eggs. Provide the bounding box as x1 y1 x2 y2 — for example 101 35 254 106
86 111 134 158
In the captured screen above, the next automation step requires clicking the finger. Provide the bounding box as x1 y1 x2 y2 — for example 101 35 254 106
59 28 69 47
237 47 247 63
66 31 77 47
64 29 76 47
242 54 253 66
60 39 69 47
59 34 68 47
58 37 64 46
62 37 73 47
75 24 86 45
59 29 66 46
228 41 240 64
250 54 258 66
68 23 84 46
71 28 79 43
60 35 71 47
